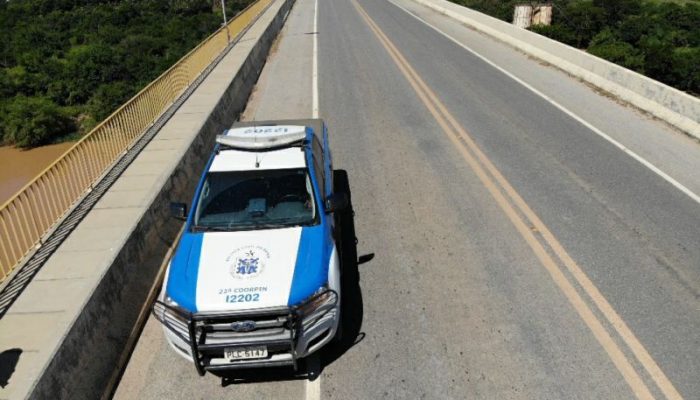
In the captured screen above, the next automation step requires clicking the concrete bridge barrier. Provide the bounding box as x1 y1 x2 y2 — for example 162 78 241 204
411 0 700 139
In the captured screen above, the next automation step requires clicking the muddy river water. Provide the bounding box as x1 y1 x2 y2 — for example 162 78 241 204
0 143 74 205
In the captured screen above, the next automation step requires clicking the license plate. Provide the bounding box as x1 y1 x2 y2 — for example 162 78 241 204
224 346 268 361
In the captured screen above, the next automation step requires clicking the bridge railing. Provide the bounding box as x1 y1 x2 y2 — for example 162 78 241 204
0 0 273 284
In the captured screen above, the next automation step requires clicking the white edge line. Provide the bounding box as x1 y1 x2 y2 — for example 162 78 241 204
305 354 322 400
311 0 320 119
389 0 700 206
307 4 322 400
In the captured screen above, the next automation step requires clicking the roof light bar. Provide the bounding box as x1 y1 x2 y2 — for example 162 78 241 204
216 125 307 150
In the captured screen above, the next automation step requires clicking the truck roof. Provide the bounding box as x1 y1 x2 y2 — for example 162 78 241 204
209 119 325 173
230 119 324 138
209 147 306 172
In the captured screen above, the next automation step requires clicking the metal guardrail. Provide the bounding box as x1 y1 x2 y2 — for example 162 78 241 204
0 0 273 283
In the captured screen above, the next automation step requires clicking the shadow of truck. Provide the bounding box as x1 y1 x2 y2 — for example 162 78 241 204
0 348 22 388
320 169 365 369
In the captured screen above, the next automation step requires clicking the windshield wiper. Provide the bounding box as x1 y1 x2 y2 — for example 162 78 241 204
191 221 306 232
190 225 231 232
234 223 287 230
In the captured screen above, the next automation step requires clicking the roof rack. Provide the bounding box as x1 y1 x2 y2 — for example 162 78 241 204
216 125 307 150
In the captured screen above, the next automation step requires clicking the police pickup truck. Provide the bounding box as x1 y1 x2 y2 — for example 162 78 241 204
153 119 348 375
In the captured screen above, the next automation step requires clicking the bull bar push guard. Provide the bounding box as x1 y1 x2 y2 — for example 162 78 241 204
152 289 339 375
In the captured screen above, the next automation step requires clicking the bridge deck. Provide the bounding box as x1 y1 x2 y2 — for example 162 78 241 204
2 0 697 398
115 0 699 399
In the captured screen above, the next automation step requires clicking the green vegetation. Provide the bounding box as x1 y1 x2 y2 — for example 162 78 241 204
0 0 252 148
453 0 700 95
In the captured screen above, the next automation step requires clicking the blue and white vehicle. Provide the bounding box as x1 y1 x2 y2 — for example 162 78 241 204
153 119 348 375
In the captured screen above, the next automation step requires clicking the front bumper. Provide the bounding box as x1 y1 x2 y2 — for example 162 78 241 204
152 289 338 375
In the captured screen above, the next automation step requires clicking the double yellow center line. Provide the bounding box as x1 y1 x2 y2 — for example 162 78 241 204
350 1 682 399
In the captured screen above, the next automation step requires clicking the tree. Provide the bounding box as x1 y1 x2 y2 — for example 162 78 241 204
0 96 75 148
588 29 644 72
639 34 676 83
0 0 247 148
593 0 641 27
668 47 700 94
63 44 126 105
559 1 607 48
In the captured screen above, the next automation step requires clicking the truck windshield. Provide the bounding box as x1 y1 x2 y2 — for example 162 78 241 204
192 168 317 231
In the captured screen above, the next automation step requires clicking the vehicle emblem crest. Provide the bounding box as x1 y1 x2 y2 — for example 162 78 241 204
226 246 269 279
231 320 256 332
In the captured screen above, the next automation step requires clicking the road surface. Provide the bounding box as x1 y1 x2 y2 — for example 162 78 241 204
114 0 700 398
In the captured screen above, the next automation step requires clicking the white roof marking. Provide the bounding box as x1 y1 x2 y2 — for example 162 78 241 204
217 125 307 150
209 147 306 172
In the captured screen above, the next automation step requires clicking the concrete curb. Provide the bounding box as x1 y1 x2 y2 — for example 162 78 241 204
25 1 294 399
411 0 700 140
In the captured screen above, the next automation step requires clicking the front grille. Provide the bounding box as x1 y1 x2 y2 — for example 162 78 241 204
197 311 293 346
152 289 338 375
152 301 298 375
204 315 288 340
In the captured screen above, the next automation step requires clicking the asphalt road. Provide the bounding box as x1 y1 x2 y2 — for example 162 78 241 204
115 0 700 399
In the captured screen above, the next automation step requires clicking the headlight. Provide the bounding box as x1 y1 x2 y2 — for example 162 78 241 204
153 295 191 342
156 295 188 319
165 295 186 312
296 287 338 327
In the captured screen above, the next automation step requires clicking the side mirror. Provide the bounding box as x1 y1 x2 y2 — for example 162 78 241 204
170 202 187 221
324 193 349 214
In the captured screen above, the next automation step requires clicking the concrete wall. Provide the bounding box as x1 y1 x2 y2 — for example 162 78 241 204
412 0 700 139
27 1 293 399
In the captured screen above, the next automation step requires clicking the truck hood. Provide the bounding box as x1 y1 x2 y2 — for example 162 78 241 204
165 226 329 313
